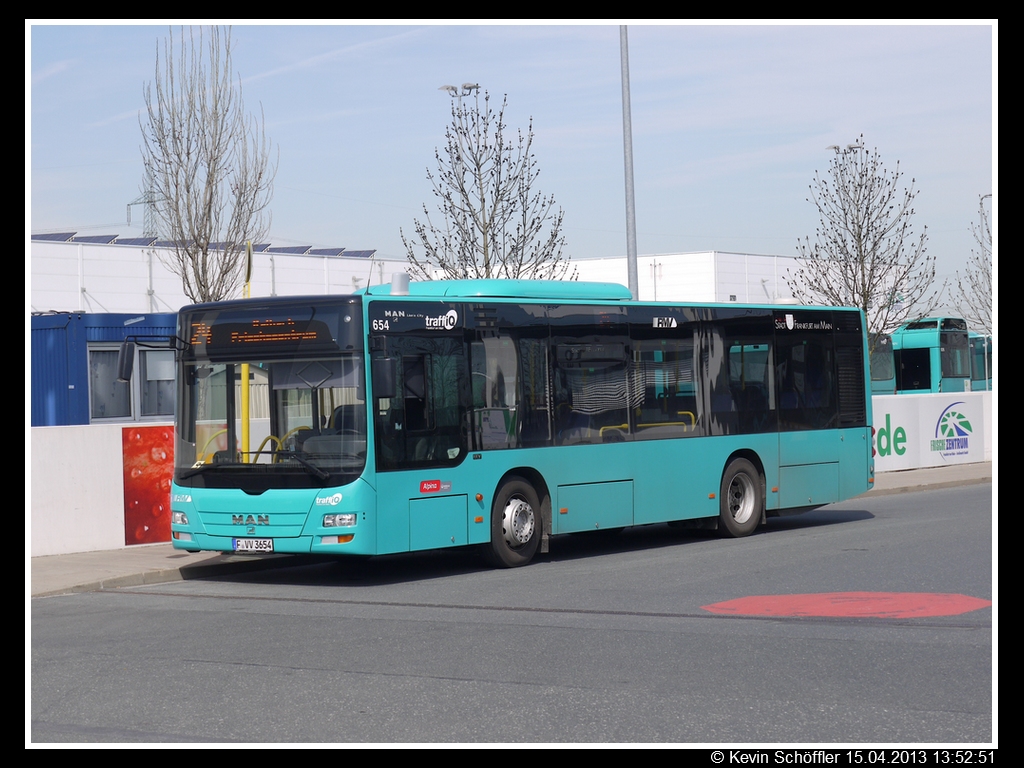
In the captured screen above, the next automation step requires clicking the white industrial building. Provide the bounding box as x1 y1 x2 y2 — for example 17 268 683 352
571 251 798 304
30 234 800 313
29 234 408 314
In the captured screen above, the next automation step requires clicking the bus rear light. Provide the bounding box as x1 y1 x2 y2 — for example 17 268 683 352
322 535 355 544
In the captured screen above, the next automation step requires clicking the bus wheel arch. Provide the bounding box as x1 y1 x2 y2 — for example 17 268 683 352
485 470 549 567
719 452 765 538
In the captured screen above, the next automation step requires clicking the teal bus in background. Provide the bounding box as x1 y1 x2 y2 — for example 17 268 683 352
969 332 993 391
891 317 971 394
165 278 874 567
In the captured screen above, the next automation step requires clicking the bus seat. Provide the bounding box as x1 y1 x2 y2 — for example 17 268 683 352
330 403 366 433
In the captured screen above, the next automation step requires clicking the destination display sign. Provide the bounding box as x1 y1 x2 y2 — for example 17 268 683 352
184 304 358 359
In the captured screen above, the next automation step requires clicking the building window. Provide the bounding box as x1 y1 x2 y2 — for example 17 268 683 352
140 349 175 416
88 345 174 422
89 349 131 419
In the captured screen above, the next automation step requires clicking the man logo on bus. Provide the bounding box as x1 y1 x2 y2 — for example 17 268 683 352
425 309 459 330
233 514 269 525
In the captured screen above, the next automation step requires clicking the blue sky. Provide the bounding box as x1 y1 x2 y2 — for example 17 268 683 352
28 22 995 291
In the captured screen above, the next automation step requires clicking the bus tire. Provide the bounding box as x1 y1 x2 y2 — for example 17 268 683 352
719 458 762 538
486 477 541 568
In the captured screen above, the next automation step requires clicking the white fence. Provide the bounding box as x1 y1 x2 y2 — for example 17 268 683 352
32 424 138 557
871 392 993 471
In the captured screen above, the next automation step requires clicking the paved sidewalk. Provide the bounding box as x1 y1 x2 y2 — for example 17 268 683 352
30 462 992 598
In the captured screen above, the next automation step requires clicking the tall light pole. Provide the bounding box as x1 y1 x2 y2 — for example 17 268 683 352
620 26 639 300
439 83 480 98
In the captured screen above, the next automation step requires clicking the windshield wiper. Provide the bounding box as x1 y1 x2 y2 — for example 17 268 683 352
274 450 332 480
177 462 236 479
178 453 331 481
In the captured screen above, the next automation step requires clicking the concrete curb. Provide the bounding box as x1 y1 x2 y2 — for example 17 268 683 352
31 553 324 599
863 474 993 498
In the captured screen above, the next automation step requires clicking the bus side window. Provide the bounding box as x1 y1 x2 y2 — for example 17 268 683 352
552 337 630 446
517 336 551 447
402 355 429 432
470 334 520 450
631 337 699 440
375 336 468 471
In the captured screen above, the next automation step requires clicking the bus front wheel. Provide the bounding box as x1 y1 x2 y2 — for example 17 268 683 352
486 477 541 568
719 458 763 538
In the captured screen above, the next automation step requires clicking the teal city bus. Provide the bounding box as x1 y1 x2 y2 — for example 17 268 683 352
166 278 873 567
891 317 970 394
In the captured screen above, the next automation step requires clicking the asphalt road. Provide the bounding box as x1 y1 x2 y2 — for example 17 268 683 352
30 483 993 745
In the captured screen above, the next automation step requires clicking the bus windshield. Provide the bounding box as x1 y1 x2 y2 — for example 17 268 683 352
869 335 894 382
175 299 366 487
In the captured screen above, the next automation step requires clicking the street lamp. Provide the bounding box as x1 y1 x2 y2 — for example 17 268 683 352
439 83 480 98
826 138 866 153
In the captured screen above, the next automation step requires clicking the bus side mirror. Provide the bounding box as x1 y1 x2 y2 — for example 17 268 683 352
372 358 396 400
116 341 136 383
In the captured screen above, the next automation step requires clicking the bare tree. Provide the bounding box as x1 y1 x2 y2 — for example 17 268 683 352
952 194 993 335
141 26 277 303
402 87 574 282
790 135 942 345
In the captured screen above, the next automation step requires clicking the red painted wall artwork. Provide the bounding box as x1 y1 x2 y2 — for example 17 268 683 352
122 425 174 545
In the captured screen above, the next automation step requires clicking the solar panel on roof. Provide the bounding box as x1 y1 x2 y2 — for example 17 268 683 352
32 232 77 242
208 242 257 251
308 248 346 257
266 246 311 255
343 250 376 259
113 237 158 246
73 235 119 244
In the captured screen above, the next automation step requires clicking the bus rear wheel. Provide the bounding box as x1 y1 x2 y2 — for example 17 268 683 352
719 458 763 538
486 477 541 568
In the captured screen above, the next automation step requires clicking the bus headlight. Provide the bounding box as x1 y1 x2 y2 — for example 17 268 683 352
172 511 189 525
323 513 357 527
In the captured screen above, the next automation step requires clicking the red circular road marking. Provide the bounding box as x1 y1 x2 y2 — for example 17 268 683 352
701 592 991 619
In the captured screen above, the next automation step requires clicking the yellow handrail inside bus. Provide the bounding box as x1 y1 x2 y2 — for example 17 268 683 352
254 434 283 460
198 428 228 463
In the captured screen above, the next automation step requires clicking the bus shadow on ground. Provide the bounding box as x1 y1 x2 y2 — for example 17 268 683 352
763 505 875 532
545 505 876 563
213 506 875 588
